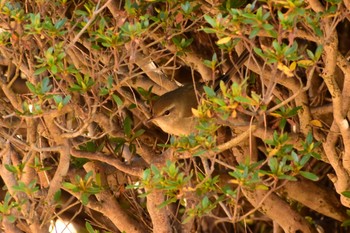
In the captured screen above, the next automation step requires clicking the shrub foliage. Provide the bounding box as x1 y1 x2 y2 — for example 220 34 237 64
0 0 350 232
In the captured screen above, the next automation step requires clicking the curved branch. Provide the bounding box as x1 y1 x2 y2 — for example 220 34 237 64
70 149 144 177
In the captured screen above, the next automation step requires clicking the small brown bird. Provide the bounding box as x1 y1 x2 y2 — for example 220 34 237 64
150 50 249 135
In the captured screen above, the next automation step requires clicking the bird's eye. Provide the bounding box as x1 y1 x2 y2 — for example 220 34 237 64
163 110 170 116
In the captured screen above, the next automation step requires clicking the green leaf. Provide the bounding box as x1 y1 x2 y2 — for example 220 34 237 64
299 154 311 167
306 49 315 60
85 222 96 233
341 191 350 198
55 18 67 29
34 67 48 75
234 96 252 104
291 151 299 163
300 171 319 181
81 193 89 205
253 47 264 57
26 82 36 93
132 129 145 140
193 149 206 157
201 196 210 208
341 219 350 227
142 168 151 181
314 45 323 60
158 197 177 209
63 95 71 105
278 174 297 181
128 103 136 109
203 86 216 98
249 27 260 38
62 182 78 191
284 41 298 57
41 77 52 93
305 132 313 145
123 116 132 138
6 215 16 223
262 23 274 31
181 1 192 14
204 15 216 28
50 64 58 74
201 27 217 33
4 164 17 173
99 87 109 96
84 171 93 182
112 94 123 107
54 190 62 202
53 95 62 104
279 118 286 130
85 222 95 233
212 98 225 106
268 157 278 173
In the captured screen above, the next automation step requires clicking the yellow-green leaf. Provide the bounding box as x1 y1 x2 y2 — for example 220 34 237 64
297 59 314 67
277 62 293 77
310 119 322 127
216 37 231 45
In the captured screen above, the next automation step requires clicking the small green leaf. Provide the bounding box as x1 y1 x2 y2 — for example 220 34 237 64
212 98 225 106
201 196 210 208
314 45 323 60
181 1 192 14
342 191 350 198
54 190 62 202
4 164 17 173
62 182 78 191
123 116 132 138
268 157 278 172
253 47 264 58
262 23 274 30
63 95 71 105
142 168 151 181
300 171 319 181
299 154 311 167
34 67 48 75
112 94 123 107
234 96 252 104
53 95 62 104
193 149 206 157
278 174 297 181
201 27 216 33
7 215 16 223
133 129 145 139
249 27 260 38
50 64 58 74
341 219 350 227
85 222 96 233
158 197 177 209
81 193 89 205
99 87 109 96
291 151 299 163
26 82 36 93
203 86 216 97
204 15 216 28
55 18 67 29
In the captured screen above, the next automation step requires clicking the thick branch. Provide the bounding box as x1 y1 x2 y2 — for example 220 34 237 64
242 189 317 233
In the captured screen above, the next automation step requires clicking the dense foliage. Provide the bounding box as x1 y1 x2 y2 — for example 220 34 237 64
0 0 350 232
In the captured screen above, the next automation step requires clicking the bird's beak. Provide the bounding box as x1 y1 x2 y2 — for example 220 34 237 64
147 117 153 123
147 115 156 123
